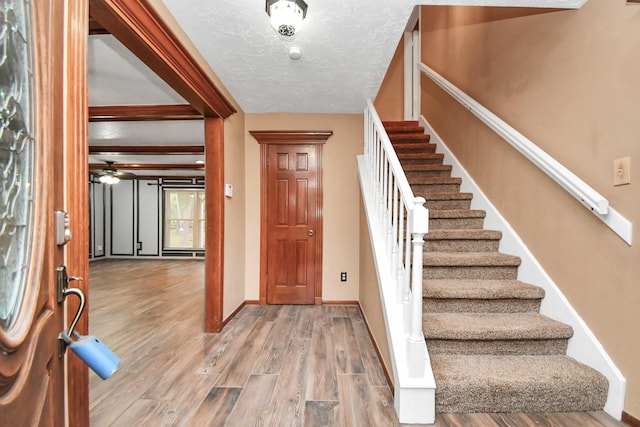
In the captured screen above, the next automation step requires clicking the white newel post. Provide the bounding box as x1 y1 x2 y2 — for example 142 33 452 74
408 197 428 378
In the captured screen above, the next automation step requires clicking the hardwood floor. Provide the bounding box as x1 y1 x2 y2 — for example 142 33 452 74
88 259 624 426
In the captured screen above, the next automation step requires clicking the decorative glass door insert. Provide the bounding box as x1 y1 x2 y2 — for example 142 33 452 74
0 0 36 334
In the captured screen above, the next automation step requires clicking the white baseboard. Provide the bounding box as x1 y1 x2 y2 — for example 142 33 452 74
419 115 626 420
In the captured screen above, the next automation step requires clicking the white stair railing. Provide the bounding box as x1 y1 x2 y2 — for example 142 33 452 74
359 100 434 424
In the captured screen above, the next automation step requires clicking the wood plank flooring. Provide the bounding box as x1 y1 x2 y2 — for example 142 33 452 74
88 259 624 426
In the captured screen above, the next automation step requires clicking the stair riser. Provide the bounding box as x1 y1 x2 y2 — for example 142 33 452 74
406 170 452 179
424 266 518 280
393 144 437 153
412 183 462 193
435 383 607 414
425 339 568 356
425 199 472 210
429 218 485 230
424 239 500 252
423 299 541 314
391 139 432 147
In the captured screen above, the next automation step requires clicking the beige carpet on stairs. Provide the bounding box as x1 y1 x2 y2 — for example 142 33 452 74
383 120 608 414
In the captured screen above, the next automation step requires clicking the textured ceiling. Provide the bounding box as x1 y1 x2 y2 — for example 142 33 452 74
88 0 584 115
162 0 417 113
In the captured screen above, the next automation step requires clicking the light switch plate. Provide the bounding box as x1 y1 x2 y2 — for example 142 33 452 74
224 183 233 198
614 157 631 186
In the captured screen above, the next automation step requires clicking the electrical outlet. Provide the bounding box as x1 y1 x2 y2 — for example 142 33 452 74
614 157 631 186
340 272 347 282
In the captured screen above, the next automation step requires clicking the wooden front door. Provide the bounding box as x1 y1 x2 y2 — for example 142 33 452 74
0 1 88 425
252 131 332 305
266 144 318 304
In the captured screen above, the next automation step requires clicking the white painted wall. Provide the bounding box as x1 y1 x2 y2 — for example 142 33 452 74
137 179 161 256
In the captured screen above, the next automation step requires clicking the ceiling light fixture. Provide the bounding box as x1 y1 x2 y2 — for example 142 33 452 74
98 174 120 185
266 0 308 38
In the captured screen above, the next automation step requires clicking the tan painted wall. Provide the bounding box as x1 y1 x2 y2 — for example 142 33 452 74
223 111 246 319
421 1 640 417
374 34 405 122
244 114 363 302
359 201 393 387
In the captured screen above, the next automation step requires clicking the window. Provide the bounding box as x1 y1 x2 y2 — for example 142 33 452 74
163 189 205 250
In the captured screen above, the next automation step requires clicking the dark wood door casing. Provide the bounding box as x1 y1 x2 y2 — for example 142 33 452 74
251 131 333 305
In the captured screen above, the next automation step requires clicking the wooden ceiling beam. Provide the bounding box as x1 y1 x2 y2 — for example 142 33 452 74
89 15 109 35
90 163 204 170
89 145 203 155
89 0 236 119
89 104 202 122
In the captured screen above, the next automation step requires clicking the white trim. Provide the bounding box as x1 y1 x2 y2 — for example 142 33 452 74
403 34 413 121
403 7 421 121
420 115 627 420
419 62 632 245
412 30 420 121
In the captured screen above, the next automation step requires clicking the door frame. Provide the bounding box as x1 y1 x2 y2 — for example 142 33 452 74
65 1 90 425
250 131 333 305
66 1 237 424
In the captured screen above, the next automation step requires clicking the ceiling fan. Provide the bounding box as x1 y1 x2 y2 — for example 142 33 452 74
90 161 135 184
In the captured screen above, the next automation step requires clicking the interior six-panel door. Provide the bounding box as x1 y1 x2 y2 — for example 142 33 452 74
266 144 318 304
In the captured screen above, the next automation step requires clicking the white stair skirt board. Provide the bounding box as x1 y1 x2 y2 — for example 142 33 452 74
419 115 626 420
358 155 437 425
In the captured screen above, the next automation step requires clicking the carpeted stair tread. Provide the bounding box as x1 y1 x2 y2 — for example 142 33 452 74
425 229 502 241
387 127 426 134
398 152 444 161
383 120 420 128
423 312 573 340
429 209 485 219
407 176 461 185
428 210 487 231
430 354 608 413
424 279 544 300
404 164 453 178
424 230 503 252
424 252 521 267
388 131 431 141
403 164 452 172
417 192 472 201
392 142 438 153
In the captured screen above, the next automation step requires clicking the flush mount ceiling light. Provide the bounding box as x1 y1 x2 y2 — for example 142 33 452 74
266 0 308 38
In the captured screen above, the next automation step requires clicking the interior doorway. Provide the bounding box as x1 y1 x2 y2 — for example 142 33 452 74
251 130 332 305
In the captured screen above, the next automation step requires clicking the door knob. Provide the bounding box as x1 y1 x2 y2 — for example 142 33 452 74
308 230 314 236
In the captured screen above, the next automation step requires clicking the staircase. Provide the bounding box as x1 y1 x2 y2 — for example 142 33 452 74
383 120 608 414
